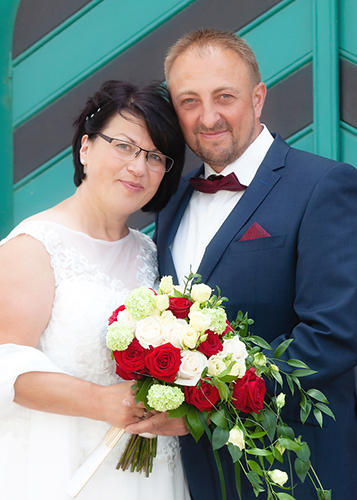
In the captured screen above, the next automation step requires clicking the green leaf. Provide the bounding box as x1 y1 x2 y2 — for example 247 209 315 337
212 426 230 450
277 424 295 440
134 377 153 405
234 462 242 500
276 494 296 500
287 358 309 369
274 339 294 359
313 408 323 427
317 489 332 500
246 447 273 457
210 409 229 429
315 403 335 420
291 369 317 377
213 378 230 401
228 442 243 463
185 407 205 442
246 430 267 439
278 437 303 452
248 335 272 350
291 375 301 389
285 374 295 396
168 402 190 418
247 471 265 493
306 389 329 404
260 409 277 442
296 441 310 462
300 401 312 424
300 391 307 412
295 457 311 483
247 460 263 476
270 368 283 387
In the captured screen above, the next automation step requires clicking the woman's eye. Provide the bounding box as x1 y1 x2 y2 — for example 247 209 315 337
115 142 133 153
148 153 164 164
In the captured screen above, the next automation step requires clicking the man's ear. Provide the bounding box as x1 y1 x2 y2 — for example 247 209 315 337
253 82 267 120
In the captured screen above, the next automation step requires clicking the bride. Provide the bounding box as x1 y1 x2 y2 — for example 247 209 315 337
0 80 190 500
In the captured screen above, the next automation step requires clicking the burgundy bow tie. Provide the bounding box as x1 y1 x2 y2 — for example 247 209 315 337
189 172 247 194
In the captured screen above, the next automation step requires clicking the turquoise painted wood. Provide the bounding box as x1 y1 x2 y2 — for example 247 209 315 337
340 0 357 60
313 0 340 160
341 125 357 167
0 0 21 238
241 0 312 86
14 152 75 224
12 0 195 127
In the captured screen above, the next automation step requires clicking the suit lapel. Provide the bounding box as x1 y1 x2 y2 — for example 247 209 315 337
197 135 289 281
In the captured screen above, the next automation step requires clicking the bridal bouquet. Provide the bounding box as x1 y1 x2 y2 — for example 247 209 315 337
106 272 333 500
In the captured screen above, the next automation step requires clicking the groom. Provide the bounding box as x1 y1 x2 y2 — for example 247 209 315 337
126 29 357 499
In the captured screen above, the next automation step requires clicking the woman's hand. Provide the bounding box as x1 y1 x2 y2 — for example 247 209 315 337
96 382 146 428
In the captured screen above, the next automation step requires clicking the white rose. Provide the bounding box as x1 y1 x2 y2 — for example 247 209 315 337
228 360 246 378
268 469 289 487
161 310 175 326
175 350 208 386
276 393 286 411
116 309 137 332
207 355 227 376
227 426 245 450
135 315 165 349
189 310 211 332
156 294 169 312
222 337 248 363
159 275 174 294
182 325 200 349
163 319 187 348
191 283 212 303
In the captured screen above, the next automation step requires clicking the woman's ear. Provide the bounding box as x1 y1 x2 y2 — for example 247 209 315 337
79 135 89 171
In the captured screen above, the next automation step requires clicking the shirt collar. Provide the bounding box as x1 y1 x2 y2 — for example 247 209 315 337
204 124 274 186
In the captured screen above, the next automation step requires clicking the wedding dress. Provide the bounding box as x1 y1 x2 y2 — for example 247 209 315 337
0 221 190 500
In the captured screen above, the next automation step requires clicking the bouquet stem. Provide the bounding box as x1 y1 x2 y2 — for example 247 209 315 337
117 434 158 477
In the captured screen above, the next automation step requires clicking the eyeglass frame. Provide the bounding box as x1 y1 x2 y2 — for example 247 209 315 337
96 132 174 173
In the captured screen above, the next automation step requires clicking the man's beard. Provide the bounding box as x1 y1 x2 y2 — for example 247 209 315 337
190 120 255 170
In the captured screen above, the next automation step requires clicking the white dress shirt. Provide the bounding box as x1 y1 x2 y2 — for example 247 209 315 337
171 125 274 285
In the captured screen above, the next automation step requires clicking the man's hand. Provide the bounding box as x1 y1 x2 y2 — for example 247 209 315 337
125 411 189 436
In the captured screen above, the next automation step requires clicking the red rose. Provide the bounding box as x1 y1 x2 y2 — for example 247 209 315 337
108 305 125 325
197 330 223 357
145 343 181 382
113 338 148 380
168 297 193 319
184 380 220 411
232 368 266 414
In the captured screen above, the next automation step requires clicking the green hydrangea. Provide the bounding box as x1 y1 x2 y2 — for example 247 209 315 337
106 322 134 351
125 287 157 320
147 384 185 412
204 307 227 335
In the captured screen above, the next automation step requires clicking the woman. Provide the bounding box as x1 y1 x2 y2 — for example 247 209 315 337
0 81 190 499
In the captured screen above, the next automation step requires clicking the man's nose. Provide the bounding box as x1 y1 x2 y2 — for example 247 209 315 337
199 101 221 129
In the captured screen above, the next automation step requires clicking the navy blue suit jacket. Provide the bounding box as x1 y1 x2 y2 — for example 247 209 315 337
154 135 357 499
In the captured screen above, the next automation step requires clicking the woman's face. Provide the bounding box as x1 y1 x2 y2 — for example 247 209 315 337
79 112 165 218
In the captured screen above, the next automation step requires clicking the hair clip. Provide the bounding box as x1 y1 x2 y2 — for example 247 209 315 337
85 107 101 121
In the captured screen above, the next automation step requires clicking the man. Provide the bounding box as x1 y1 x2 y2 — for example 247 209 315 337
126 29 357 499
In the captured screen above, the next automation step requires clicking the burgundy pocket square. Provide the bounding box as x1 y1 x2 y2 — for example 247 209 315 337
239 222 271 241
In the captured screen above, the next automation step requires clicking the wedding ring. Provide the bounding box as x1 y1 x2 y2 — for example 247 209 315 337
142 409 148 419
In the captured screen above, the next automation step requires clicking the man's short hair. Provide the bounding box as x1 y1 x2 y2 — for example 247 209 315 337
165 28 261 88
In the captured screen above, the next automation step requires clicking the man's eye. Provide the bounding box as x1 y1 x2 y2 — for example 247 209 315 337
182 98 195 105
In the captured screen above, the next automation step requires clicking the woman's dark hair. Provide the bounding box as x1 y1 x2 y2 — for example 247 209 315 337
72 80 185 212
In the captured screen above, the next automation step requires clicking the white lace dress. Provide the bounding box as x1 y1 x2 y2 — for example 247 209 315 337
0 221 190 500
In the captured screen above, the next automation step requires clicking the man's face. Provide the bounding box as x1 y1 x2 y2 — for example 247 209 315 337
169 47 266 172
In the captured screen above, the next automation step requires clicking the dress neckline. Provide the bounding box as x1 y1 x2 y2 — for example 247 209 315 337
21 219 133 245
